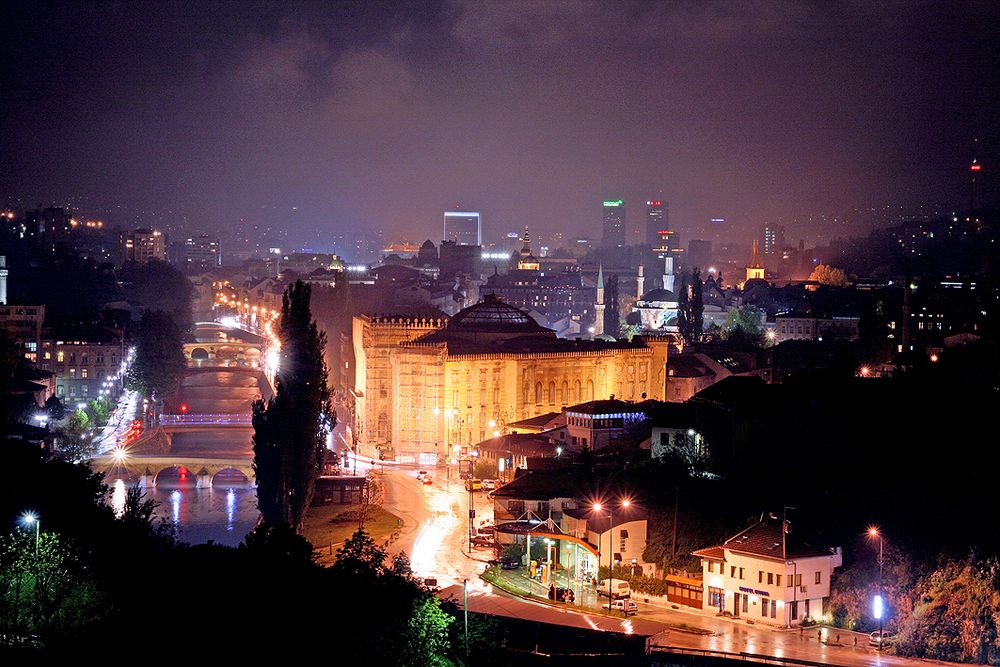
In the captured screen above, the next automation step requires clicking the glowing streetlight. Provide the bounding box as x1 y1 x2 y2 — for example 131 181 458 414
868 526 885 647
21 512 40 554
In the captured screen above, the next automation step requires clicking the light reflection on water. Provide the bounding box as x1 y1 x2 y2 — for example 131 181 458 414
106 478 259 548
111 479 127 518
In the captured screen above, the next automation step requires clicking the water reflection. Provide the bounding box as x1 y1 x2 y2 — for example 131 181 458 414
111 479 127 518
105 477 259 547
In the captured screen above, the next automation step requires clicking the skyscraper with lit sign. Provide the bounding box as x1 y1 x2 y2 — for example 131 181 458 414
602 199 625 248
443 211 481 246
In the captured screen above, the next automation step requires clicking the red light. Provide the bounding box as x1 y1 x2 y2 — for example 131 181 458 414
970 163 981 172
179 403 189 413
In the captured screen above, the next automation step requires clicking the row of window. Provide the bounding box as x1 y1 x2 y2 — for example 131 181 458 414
709 561 821 587
55 351 117 364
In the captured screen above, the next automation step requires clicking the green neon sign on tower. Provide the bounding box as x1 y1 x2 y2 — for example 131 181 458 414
603 199 624 207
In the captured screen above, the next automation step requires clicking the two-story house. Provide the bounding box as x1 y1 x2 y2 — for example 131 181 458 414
693 514 842 627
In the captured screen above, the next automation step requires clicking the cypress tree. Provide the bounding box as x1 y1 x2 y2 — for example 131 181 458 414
252 280 333 529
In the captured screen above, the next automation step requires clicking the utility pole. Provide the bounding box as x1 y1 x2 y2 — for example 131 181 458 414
463 579 470 662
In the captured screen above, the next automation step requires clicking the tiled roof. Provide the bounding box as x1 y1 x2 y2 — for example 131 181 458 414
508 412 564 431
693 514 836 561
490 468 579 501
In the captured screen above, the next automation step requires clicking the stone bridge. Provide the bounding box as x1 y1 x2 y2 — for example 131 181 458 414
91 454 255 489
184 321 264 368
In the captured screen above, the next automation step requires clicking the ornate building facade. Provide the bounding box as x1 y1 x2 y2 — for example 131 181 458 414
352 296 668 460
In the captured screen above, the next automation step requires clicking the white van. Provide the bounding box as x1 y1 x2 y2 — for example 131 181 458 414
597 578 632 600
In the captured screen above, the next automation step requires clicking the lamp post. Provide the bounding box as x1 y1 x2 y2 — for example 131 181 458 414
869 527 884 647
468 448 478 554
593 498 632 614
21 513 39 555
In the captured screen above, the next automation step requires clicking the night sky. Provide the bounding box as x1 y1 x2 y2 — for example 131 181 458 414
2 1 997 249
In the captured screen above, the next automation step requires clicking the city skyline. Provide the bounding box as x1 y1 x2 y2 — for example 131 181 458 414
2 1 997 250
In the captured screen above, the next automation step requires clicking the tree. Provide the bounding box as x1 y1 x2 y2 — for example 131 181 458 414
356 470 381 530
677 269 705 345
334 528 387 577
125 310 186 404
87 396 111 427
122 259 194 332
0 529 105 648
809 264 850 287
724 304 766 348
252 281 332 529
57 409 95 463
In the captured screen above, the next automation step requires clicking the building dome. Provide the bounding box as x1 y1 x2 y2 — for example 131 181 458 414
449 294 548 332
639 288 676 303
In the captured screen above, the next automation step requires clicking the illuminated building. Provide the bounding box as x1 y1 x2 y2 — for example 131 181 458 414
184 235 221 272
602 199 625 248
352 295 668 460
693 514 842 627
645 200 667 251
443 211 481 246
593 265 605 336
745 240 765 281
122 228 166 264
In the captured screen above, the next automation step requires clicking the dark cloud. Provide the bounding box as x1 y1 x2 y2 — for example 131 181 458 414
1 0 997 251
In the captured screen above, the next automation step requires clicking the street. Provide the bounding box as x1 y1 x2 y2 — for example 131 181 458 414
379 470 973 667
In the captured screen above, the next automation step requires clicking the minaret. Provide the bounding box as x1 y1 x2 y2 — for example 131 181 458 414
594 264 605 337
636 261 645 300
0 256 7 304
663 252 675 293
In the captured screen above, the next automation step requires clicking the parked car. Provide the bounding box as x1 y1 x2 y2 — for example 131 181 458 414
422 475 433 485
597 578 632 599
465 478 482 492
603 599 638 614
499 555 520 570
481 479 496 491
869 631 893 647
470 535 493 547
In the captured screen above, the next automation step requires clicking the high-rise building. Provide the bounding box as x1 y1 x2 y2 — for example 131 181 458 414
761 224 785 259
687 240 712 271
645 200 668 250
122 228 166 264
184 235 222 272
602 200 625 248
443 211 481 246
27 207 73 251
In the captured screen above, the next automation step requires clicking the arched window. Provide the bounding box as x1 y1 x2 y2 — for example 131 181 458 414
587 378 595 400
574 379 581 402
561 381 569 406
548 381 556 405
534 382 543 405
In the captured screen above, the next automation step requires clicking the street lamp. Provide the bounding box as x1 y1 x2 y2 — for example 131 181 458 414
592 497 633 614
868 526 884 646
21 512 39 554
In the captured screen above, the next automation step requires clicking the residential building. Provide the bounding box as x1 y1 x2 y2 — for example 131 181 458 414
184 235 222 272
0 304 46 363
774 312 860 344
122 228 166 264
693 514 842 626
562 505 653 577
42 328 125 400
563 398 647 450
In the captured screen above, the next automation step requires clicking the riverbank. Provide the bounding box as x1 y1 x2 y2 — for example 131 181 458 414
302 504 403 566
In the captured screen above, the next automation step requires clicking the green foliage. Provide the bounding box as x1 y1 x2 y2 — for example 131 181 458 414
402 596 455 666
252 281 332 528
502 542 525 562
87 397 112 427
57 409 95 463
724 304 766 348
334 528 388 577
0 530 106 648
44 396 66 422
125 310 186 400
893 556 1000 665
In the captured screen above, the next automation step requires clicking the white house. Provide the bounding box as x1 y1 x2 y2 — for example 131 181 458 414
561 505 654 578
693 514 842 627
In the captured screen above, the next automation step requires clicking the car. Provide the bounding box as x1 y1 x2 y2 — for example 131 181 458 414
465 478 482 491
476 524 495 535
548 586 576 603
603 599 638 614
869 631 893 647
481 479 496 491
422 475 433 485
470 535 493 547
416 470 428 481
499 556 520 570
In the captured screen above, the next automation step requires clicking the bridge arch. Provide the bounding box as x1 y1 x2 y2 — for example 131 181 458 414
153 465 198 488
190 347 210 361
212 467 252 488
